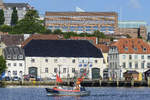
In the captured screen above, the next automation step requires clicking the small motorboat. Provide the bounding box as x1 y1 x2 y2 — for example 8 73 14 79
46 74 90 96
45 86 90 96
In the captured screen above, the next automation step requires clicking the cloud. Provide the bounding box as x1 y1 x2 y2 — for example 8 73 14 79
75 6 85 12
129 0 141 8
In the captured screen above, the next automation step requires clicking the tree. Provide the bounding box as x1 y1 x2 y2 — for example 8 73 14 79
0 25 12 33
126 34 131 38
11 7 18 26
0 9 5 25
0 56 6 75
94 30 106 38
9 10 46 34
53 29 62 34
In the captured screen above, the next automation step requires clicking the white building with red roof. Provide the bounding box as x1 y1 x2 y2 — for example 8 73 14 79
108 38 150 80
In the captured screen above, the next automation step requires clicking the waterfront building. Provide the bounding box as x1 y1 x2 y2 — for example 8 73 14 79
108 38 150 80
96 44 109 79
0 0 33 25
45 12 118 34
3 46 25 78
117 21 147 40
23 40 104 79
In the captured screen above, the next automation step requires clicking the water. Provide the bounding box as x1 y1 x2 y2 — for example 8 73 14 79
0 87 150 100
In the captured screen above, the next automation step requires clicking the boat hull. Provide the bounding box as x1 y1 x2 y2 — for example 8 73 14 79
45 88 90 96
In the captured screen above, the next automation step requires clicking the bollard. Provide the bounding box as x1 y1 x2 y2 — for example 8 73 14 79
99 79 101 87
148 77 150 87
131 79 134 86
117 80 119 87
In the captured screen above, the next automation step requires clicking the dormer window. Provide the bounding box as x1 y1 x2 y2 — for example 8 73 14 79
134 48 138 51
13 55 17 59
143 48 147 52
18 55 23 59
125 47 128 51
7 55 11 59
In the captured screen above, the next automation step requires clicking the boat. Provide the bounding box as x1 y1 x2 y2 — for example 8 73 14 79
45 74 90 96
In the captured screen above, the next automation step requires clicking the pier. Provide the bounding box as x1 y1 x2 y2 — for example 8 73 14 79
1 79 150 87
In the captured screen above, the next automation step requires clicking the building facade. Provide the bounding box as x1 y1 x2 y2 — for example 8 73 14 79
23 40 104 79
108 38 150 80
45 12 118 34
0 0 33 25
117 21 147 40
3 46 25 78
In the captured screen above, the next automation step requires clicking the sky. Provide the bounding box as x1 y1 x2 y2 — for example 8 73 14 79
4 0 150 24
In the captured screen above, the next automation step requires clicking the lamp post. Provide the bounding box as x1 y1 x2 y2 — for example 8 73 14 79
58 64 61 77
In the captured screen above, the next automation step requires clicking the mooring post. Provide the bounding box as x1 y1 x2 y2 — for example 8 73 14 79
117 79 119 87
99 79 101 87
131 79 134 86
148 77 150 87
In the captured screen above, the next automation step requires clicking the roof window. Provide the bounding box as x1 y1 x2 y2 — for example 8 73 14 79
125 47 128 51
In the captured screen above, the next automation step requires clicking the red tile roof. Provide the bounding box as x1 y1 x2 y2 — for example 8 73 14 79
111 38 150 54
21 34 63 47
96 44 109 53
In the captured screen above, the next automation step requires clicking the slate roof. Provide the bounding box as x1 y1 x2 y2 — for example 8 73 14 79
23 40 103 58
3 46 25 60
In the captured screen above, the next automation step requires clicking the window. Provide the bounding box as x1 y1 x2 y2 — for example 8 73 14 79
72 59 75 63
147 63 150 68
129 55 132 60
13 55 17 59
45 59 48 62
7 55 11 59
13 71 17 75
45 68 48 73
123 62 126 68
122 55 126 59
141 62 145 69
134 48 138 51
63 68 66 73
95 60 98 63
134 55 138 59
147 55 150 60
54 59 58 63
18 55 23 59
13 63 16 66
19 63 22 67
125 47 128 51
129 62 132 68
54 68 57 73
143 48 147 52
31 59 35 63
141 55 144 59
8 63 11 67
72 68 75 73
135 62 138 69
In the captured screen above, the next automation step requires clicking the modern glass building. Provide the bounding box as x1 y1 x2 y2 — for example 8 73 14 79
118 21 147 28
45 12 118 34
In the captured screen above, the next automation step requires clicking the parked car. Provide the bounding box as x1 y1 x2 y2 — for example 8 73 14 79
4 77 11 81
12 76 20 81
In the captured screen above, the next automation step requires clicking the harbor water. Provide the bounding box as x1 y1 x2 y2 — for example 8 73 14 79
0 87 150 100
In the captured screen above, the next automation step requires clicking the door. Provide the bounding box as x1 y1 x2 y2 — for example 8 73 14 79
29 67 37 78
92 68 100 79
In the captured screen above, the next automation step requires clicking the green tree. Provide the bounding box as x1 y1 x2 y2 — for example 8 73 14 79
0 9 5 25
53 29 62 34
0 56 6 75
126 34 131 38
0 25 12 33
94 30 106 38
9 10 46 34
11 7 18 26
